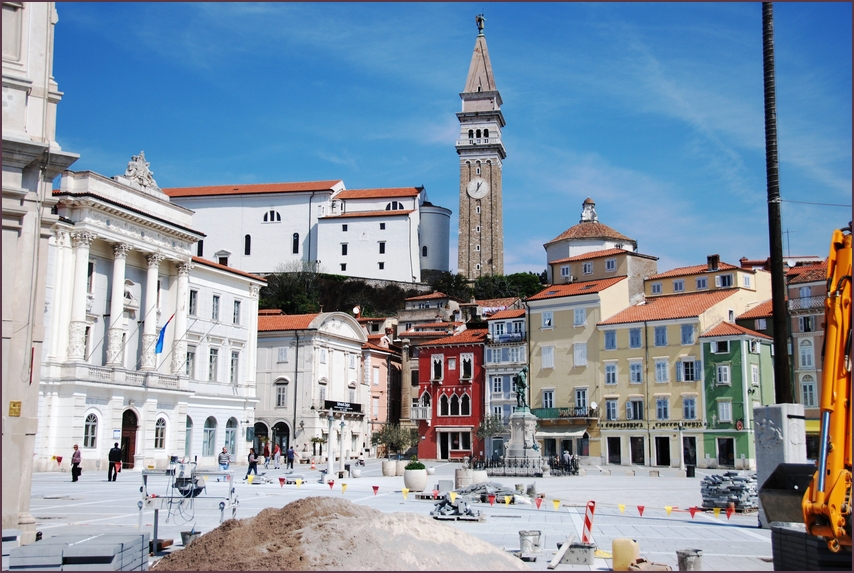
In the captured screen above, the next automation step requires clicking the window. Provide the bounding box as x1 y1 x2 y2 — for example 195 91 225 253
492 376 503 393
799 316 814 333
154 418 166 449
448 358 456 370
188 290 198 316
801 375 816 407
292 233 299 254
605 363 617 384
439 395 449 416
208 348 219 381
422 246 427 257
542 346 554 369
752 364 760 386
575 388 587 409
605 399 618 420
349 387 356 403
560 266 570 278
683 397 697 419
378 262 385 270
718 401 732 422
340 264 346 271
476 206 481 214
696 277 707 290
798 286 811 298
677 360 701 382
202 417 217 456
681 324 694 345
341 243 348 256
460 354 473 380
386 201 405 210
373 366 380 386
184 417 192 457
230 351 239 384
656 398 669 420
627 400 644 420
651 283 662 295
716 274 733 288
475 245 480 252
630 362 643 384
319 348 327 364
754 318 767 331
743 274 752 287
225 418 237 455
573 343 587 367
673 280 685 292
712 340 729 354
197 240 204 257
186 346 196 377
233 300 241 324
543 389 554 409
349 354 356 369
582 262 593 275
372 398 380 417
431 355 444 380
212 295 220 321
461 394 471 416
378 242 386 254
263 210 281 223
494 322 505 336
380 222 386 230
342 224 348 232
493 405 502 417
218 255 228 266
87 260 95 292
542 311 553 329
629 328 641 348
654 326 667 346
604 331 617 350
244 234 251 256
728 309 735 322
319 385 326 403
475 225 481 233
799 339 814 368
655 359 669 382
574 308 586 326
276 382 288 408
606 258 616 272
450 395 460 416
83 414 98 448
716 364 731 385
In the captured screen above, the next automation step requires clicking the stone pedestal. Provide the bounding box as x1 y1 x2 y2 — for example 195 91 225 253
754 404 807 528
503 409 542 471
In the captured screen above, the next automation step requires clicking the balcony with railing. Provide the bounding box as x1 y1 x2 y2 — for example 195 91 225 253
73 363 189 391
410 406 431 420
531 405 599 420
788 295 824 312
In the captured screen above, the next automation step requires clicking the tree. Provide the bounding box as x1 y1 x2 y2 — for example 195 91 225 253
259 261 323 313
473 272 545 300
475 414 507 442
429 271 472 302
370 424 419 459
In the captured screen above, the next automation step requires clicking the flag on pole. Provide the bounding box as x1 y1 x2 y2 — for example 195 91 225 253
154 314 175 354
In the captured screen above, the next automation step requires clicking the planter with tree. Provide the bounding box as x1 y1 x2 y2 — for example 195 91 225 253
371 424 419 477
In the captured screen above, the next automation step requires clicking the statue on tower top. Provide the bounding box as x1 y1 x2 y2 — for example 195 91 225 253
476 14 485 35
580 197 598 223
124 151 159 191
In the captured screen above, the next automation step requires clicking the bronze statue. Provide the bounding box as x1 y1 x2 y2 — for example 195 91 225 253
512 366 528 409
476 14 485 34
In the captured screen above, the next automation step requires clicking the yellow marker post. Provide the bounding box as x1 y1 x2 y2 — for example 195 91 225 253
402 488 409 500
665 506 672 516
552 499 560 510
341 483 347 494
504 495 511 506
449 492 457 504
295 478 302 487
247 475 254 484
713 507 721 518
618 504 625 514
203 475 208 482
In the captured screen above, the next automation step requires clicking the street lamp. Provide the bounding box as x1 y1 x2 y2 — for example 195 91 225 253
325 412 335 483
339 419 346 475
678 421 685 471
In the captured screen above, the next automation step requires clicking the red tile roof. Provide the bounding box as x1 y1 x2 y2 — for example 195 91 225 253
258 313 320 332
737 299 774 320
406 291 450 301
363 341 395 353
488 309 526 320
649 262 739 279
545 222 635 247
320 209 413 219
399 330 454 338
191 256 267 282
527 277 626 301
599 289 738 325
788 261 827 284
421 329 489 347
701 321 772 340
413 321 459 328
335 187 421 199
550 247 656 265
163 180 342 198
475 297 520 308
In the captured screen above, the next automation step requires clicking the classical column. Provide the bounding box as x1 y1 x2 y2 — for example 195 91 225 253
67 231 97 360
245 284 261 387
140 253 166 370
171 260 193 374
105 243 133 366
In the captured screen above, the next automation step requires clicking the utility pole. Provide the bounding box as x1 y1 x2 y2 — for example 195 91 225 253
762 2 793 403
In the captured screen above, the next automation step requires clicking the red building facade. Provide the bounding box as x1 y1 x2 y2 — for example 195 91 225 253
416 329 488 461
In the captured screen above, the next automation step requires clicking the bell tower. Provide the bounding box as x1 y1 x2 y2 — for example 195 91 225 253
456 14 506 279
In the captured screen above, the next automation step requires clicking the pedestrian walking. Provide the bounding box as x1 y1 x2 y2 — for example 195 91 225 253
287 446 295 470
71 444 82 482
272 443 281 469
245 448 258 479
217 447 231 481
262 443 270 469
108 442 122 481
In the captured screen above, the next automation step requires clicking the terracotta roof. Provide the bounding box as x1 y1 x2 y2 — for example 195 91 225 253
737 299 774 320
545 222 635 247
649 262 739 280
320 209 413 219
788 261 827 284
358 317 389 323
599 289 739 325
163 180 341 198
406 291 450 301
335 187 421 200
701 321 772 340
258 313 320 332
362 341 394 353
421 329 489 347
413 321 459 329
259 309 284 315
550 247 656 265
191 256 267 282
527 277 626 301
399 330 454 338
488 309 526 320
475 297 520 308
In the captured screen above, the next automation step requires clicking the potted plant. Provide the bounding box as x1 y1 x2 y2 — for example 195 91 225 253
403 458 428 492
371 424 419 476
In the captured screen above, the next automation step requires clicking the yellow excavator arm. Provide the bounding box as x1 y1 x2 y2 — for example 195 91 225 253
802 224 852 553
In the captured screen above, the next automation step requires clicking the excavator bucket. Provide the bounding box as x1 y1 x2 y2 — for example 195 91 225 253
759 463 816 524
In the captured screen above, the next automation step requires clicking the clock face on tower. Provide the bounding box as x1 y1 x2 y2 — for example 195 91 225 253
466 177 490 199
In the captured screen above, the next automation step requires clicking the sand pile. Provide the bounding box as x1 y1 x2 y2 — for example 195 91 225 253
152 496 530 571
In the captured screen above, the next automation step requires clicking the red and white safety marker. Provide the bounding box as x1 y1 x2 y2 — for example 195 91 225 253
581 501 596 544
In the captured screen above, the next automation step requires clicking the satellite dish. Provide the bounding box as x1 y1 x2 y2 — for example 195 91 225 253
352 306 360 315
786 259 796 268
590 401 598 410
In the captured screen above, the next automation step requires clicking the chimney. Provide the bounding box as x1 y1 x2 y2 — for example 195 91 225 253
707 254 720 272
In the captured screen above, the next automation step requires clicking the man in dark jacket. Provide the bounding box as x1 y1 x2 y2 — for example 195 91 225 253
108 442 122 481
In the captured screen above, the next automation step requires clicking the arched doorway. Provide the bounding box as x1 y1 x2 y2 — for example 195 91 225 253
272 422 290 452
121 410 138 469
253 422 268 454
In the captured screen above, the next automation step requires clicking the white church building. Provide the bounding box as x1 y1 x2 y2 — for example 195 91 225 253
164 181 450 283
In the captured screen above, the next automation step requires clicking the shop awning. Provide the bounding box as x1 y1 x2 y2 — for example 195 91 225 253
804 420 821 434
534 428 586 440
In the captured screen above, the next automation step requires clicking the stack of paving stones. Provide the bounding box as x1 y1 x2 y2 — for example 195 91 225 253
770 525 852 571
700 471 759 510
454 481 524 504
2 529 22 570
8 532 150 571
430 492 483 521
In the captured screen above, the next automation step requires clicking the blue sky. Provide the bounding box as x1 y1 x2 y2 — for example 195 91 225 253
53 2 851 276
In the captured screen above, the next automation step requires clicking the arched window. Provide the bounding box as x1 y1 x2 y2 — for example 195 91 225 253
450 394 460 416
476 129 482 138
244 234 251 256
483 128 489 137
420 392 431 406
154 417 166 449
83 413 98 448
203 416 217 456
468 129 474 139
799 339 814 368
275 379 289 408
225 417 238 455
440 395 449 416
292 233 299 254
461 394 471 416
385 201 405 211
184 416 193 457
263 210 281 223
422 246 428 257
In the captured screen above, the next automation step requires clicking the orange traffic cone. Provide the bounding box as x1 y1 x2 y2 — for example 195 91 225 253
311 459 316 469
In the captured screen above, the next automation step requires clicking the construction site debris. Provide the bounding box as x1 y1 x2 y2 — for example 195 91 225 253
700 472 759 510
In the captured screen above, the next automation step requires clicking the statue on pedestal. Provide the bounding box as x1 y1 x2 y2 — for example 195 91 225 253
512 366 528 409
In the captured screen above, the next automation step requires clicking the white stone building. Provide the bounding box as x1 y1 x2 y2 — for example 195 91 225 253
254 310 369 463
36 162 265 473
164 182 451 284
